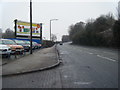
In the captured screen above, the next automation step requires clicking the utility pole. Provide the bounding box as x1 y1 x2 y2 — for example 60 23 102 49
30 0 32 54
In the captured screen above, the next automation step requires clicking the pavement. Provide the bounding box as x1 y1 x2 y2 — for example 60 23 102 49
2 45 61 76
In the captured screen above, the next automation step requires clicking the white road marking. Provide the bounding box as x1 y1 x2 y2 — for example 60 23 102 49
103 51 117 55
97 55 116 62
64 75 68 78
88 52 93 54
82 51 117 62
74 81 93 85
82 47 116 56
60 51 69 55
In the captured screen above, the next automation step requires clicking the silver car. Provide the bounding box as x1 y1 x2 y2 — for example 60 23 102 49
0 44 11 58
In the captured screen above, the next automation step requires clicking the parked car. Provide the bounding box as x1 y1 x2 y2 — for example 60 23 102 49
0 44 11 58
23 41 36 50
0 39 24 55
13 40 30 52
32 41 41 49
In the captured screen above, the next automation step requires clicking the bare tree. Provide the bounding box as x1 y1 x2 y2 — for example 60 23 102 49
2 28 15 38
118 1 120 20
62 35 70 42
51 34 57 42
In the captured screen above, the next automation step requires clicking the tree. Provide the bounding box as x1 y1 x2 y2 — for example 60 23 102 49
2 28 15 38
68 13 115 47
117 1 120 20
68 21 85 41
112 1 120 48
51 34 57 42
93 13 115 33
62 35 70 42
113 20 120 47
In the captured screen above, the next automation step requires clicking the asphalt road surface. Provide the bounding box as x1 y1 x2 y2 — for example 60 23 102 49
2 42 118 88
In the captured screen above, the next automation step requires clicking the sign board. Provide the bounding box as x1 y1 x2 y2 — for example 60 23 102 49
16 20 41 37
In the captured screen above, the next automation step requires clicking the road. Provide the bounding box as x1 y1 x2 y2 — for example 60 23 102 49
2 42 118 88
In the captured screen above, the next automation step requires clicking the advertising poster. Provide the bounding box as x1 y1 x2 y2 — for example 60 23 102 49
16 20 41 37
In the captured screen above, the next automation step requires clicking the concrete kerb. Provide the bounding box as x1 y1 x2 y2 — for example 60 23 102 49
2 44 62 77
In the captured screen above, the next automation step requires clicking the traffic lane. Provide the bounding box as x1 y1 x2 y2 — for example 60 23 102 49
58 44 118 88
2 68 62 88
57 43 118 88
69 43 118 54
66 43 118 62
70 45 117 62
59 43 118 63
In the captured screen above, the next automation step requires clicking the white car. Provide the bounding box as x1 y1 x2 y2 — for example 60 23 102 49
0 44 11 58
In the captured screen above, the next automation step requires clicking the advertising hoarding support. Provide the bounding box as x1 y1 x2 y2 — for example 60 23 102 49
30 0 32 54
40 23 42 45
14 19 17 38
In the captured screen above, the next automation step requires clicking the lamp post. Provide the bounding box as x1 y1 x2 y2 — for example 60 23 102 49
50 19 58 41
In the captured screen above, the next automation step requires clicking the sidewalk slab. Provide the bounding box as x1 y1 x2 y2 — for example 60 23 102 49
2 45 60 76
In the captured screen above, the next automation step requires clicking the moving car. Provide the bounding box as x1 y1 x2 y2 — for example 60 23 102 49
0 39 24 55
0 44 11 58
13 40 30 52
59 42 63 45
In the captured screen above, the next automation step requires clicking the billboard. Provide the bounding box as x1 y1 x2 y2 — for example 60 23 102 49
16 20 41 37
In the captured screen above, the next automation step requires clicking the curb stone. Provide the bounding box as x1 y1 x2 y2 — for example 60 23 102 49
2 45 62 77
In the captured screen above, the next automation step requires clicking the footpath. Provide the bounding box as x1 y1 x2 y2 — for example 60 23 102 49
2 45 60 76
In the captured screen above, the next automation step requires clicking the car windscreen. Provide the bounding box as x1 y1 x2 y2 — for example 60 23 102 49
24 41 30 44
2 40 16 45
33 42 37 44
15 40 25 44
0 40 2 44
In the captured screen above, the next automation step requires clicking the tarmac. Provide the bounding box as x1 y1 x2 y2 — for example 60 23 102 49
2 45 61 76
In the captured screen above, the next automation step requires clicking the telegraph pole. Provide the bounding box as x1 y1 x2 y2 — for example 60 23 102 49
30 0 32 54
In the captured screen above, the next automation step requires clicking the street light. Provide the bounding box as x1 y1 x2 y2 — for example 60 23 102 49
50 19 58 41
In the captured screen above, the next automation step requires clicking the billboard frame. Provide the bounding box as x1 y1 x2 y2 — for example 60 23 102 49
14 19 42 39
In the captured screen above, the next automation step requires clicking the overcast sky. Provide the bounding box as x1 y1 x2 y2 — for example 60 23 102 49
0 0 119 41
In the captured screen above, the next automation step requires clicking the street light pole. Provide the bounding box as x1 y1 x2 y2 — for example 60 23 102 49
30 0 32 54
50 19 58 41
50 20 52 41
